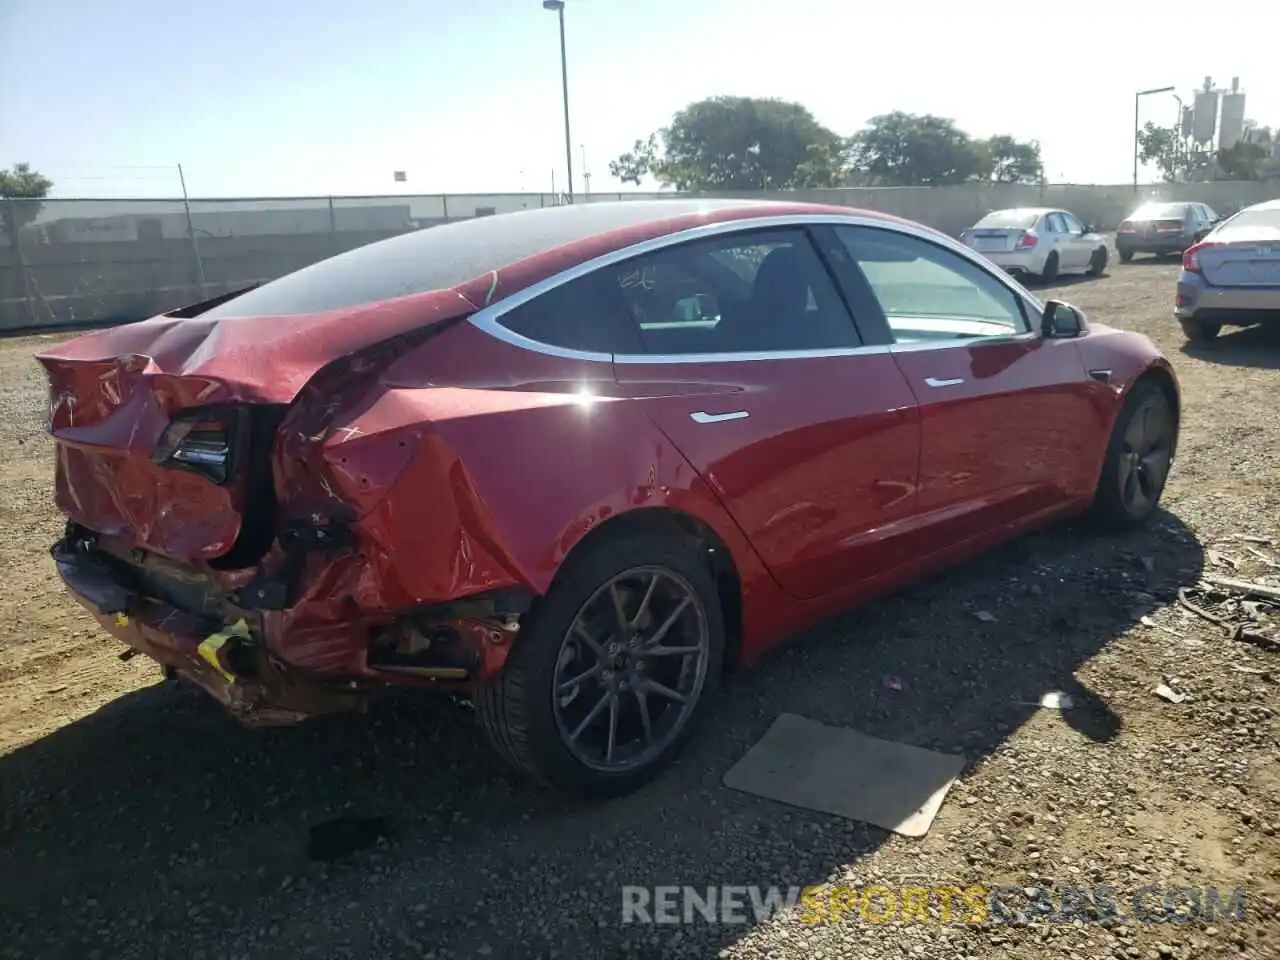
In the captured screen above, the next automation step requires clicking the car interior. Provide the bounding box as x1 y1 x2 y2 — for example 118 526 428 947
617 234 1025 354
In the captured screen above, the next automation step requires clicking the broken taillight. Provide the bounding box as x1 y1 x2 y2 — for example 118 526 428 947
153 417 232 483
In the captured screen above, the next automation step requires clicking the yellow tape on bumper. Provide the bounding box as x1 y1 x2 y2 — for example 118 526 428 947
197 618 252 683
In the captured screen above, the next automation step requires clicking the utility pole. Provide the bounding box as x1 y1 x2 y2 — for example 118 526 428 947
177 163 208 297
543 0 574 202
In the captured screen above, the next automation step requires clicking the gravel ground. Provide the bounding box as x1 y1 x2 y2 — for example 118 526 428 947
1 252 1278 959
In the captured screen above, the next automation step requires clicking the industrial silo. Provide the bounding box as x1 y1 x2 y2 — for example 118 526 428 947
1192 80 1220 146
1218 79 1247 150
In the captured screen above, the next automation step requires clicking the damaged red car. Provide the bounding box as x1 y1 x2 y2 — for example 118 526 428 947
38 199 1180 796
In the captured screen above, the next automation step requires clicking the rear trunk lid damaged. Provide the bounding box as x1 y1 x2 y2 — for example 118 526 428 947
36 287 477 564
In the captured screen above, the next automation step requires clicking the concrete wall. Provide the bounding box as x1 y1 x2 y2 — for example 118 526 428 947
744 180 1280 238
4 181 1280 333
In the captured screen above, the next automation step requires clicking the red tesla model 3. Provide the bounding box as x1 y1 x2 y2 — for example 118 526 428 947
38 199 1179 796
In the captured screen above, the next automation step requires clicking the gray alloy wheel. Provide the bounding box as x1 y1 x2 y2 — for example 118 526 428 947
551 566 711 773
1092 380 1175 529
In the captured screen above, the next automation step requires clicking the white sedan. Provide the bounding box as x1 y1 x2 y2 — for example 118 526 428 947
960 207 1109 282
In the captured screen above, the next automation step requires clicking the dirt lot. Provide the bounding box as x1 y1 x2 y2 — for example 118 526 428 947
1 255 1278 960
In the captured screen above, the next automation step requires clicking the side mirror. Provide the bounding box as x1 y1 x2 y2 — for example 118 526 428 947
1042 299 1086 338
1084 224 1097 234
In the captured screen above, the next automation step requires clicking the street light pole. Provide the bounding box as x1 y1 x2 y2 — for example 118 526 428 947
1134 85 1176 192
1172 94 1184 174
543 0 574 203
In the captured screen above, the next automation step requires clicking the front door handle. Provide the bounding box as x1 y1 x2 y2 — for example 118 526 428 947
924 377 965 388
690 410 749 424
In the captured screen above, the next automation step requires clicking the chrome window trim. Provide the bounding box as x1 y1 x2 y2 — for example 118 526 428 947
466 213 1047 365
614 343 892 364
889 330 1039 354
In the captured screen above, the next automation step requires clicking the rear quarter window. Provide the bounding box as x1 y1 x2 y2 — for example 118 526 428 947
497 271 647 355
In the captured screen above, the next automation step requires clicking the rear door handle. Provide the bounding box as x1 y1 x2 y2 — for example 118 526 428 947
690 410 749 424
924 377 964 388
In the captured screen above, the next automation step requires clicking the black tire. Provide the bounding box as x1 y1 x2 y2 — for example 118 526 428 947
1091 380 1175 530
1118 248 1134 263
1087 246 1108 276
476 531 724 797
1039 251 1060 283
1180 318 1221 342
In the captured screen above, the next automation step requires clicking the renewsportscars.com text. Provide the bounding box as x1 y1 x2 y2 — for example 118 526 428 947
620 884 1248 926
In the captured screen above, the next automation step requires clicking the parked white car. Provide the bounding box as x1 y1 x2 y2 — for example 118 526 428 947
960 207 1109 282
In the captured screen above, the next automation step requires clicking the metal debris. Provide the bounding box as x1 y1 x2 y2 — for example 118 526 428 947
1153 684 1187 704
1244 546 1279 567
1206 549 1239 568
1201 575 1280 603
1177 587 1228 628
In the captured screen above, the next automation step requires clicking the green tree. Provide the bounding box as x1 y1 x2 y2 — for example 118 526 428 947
791 138 853 188
1136 122 1186 182
848 112 986 186
0 163 54 326
609 96 847 191
0 161 53 227
981 135 1045 184
609 134 660 186
1215 141 1269 180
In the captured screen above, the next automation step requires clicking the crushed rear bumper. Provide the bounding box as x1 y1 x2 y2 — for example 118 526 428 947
51 532 371 726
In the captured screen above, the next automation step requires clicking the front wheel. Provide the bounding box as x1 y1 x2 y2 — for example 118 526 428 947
1087 246 1108 276
1180 318 1221 342
476 532 724 797
1091 380 1176 530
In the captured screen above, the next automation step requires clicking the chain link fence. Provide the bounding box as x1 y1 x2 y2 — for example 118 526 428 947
0 191 665 332
5 181 1280 333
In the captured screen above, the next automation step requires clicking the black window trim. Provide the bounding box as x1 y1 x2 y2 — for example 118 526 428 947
470 213 1047 365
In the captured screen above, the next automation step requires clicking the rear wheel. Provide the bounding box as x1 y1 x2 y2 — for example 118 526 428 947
1180 318 1221 342
476 532 724 797
1087 246 1108 276
1091 380 1175 530
1039 251 1060 283
1118 248 1134 263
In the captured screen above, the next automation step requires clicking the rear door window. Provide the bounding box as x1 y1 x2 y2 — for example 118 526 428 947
495 227 863 357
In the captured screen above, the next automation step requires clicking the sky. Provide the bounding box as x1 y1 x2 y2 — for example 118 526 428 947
1 0 1276 200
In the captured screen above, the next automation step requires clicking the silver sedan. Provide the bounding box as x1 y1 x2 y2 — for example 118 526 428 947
1176 198 1280 342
